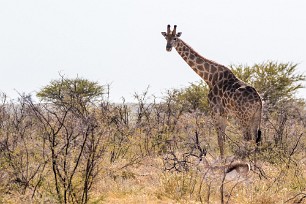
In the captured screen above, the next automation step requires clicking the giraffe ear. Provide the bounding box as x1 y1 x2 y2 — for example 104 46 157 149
176 32 182 37
161 32 167 37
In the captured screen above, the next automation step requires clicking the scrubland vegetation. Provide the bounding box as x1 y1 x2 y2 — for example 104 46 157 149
0 62 306 203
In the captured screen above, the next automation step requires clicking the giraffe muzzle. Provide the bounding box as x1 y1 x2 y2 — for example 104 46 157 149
166 46 172 52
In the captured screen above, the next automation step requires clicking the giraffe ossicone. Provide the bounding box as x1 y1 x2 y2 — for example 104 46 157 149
161 25 262 158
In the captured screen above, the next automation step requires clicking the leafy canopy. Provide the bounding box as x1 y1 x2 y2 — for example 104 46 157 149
37 76 104 107
172 81 210 113
230 61 305 106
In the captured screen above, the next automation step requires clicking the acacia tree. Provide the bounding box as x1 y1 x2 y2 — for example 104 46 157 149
34 76 106 203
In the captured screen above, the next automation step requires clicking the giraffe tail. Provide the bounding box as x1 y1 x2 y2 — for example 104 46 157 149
256 129 262 145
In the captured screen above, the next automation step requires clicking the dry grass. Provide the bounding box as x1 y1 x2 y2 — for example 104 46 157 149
85 154 306 204
0 92 305 204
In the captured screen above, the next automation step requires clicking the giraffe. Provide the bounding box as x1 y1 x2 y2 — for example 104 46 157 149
161 25 262 158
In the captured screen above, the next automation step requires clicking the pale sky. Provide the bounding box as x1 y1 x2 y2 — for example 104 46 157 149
0 0 305 102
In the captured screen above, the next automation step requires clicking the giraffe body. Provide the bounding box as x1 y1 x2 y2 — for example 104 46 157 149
162 25 262 157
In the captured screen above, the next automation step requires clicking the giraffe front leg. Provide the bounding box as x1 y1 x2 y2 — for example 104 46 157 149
217 126 225 158
212 113 227 158
209 91 228 158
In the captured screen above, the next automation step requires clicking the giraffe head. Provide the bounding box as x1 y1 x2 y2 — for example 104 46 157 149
161 25 182 52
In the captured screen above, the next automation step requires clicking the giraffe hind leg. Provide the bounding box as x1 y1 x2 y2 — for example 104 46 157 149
251 108 262 145
242 125 252 141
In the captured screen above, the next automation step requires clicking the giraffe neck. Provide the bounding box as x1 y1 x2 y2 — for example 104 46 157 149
175 39 236 88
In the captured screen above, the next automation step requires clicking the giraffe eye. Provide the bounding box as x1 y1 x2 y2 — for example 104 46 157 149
173 37 177 41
